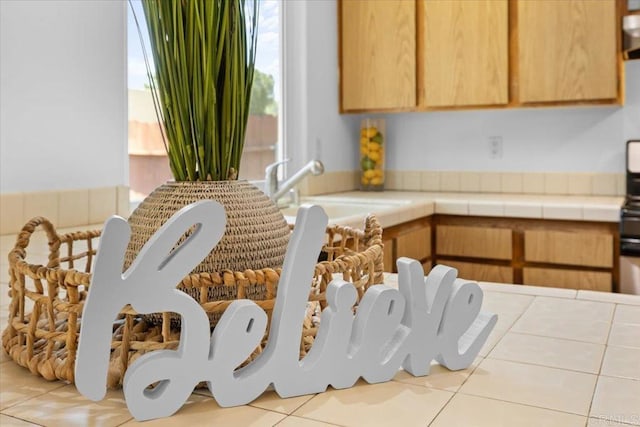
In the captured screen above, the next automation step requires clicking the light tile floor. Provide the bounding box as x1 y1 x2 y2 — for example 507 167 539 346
1 227 640 426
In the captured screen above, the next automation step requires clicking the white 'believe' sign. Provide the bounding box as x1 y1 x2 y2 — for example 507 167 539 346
75 201 497 421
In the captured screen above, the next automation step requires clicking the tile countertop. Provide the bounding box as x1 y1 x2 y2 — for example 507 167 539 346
294 191 624 229
0 273 639 426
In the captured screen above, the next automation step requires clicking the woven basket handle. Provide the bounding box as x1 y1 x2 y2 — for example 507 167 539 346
11 217 62 269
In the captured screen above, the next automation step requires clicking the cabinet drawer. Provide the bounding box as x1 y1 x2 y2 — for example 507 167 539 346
396 226 431 261
383 239 394 273
436 225 512 260
440 260 513 283
422 260 433 275
523 267 612 292
524 230 613 268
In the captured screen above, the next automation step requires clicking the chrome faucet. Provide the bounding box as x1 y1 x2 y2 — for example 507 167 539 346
265 159 325 203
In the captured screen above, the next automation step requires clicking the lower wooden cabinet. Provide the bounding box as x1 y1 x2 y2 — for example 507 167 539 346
441 260 513 284
436 225 512 260
523 267 612 292
524 230 613 268
381 214 618 291
381 218 431 273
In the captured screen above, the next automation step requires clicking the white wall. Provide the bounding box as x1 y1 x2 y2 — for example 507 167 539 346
386 60 640 173
294 0 640 175
0 0 128 193
283 0 359 176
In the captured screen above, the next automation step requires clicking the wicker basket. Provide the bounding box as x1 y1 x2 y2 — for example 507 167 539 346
2 214 384 388
126 180 292 327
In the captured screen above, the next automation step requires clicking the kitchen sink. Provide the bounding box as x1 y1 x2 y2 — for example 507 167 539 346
280 197 411 224
281 202 389 220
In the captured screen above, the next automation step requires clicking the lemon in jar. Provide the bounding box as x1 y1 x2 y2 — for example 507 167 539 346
364 127 378 138
361 156 375 171
364 169 376 180
371 132 383 144
368 150 381 162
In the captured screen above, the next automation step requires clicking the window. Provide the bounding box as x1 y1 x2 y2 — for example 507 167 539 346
127 0 282 202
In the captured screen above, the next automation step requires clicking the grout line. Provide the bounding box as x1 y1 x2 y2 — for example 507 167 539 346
426 387 457 427
274 415 345 427
115 416 135 426
455 390 590 418
0 413 45 427
483 353 603 376
504 330 610 346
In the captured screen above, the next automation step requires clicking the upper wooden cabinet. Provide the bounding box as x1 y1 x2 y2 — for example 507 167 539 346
517 0 618 104
422 0 508 107
340 0 416 111
338 0 622 113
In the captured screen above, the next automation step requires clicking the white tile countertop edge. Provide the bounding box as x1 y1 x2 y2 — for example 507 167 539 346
298 191 623 228
383 273 640 305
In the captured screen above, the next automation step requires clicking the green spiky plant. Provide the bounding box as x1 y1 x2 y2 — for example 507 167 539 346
132 0 258 181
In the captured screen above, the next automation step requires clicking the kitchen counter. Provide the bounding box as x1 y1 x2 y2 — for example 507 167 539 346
1 273 638 426
289 191 624 229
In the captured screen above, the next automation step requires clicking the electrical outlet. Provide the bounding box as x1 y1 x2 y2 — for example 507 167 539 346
489 136 503 159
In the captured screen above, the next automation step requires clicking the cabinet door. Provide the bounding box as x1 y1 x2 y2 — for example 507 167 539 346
436 225 512 260
396 226 431 261
423 0 508 107
442 260 513 284
524 230 613 268
340 0 416 111
523 267 612 292
517 0 617 103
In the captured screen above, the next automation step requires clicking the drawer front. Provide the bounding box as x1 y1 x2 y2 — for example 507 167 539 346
523 267 612 292
440 260 513 284
436 225 512 260
524 230 613 268
422 261 433 275
383 239 394 273
396 226 431 261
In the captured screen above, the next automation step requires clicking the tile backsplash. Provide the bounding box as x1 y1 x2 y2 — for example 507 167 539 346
0 186 129 235
385 171 625 197
1 170 625 235
300 170 626 198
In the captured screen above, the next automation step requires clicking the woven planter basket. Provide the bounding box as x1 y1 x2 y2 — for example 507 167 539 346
125 180 291 327
2 213 384 388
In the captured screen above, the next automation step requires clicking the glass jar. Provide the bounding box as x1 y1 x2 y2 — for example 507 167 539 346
359 118 385 191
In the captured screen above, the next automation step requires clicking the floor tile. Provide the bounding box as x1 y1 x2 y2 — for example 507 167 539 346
292 380 453 427
393 358 481 392
588 416 640 426
430 393 587 427
248 390 315 415
608 323 640 348
120 394 286 427
2 385 131 427
511 297 614 344
481 292 533 331
459 358 597 416
479 282 577 299
590 376 640 426
600 346 640 380
276 415 340 426
577 291 640 306
614 305 640 324
0 414 42 426
477 327 507 358
488 332 606 374
0 363 66 410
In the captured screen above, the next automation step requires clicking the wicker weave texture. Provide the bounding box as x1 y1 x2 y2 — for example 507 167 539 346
125 180 291 273
2 214 384 388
